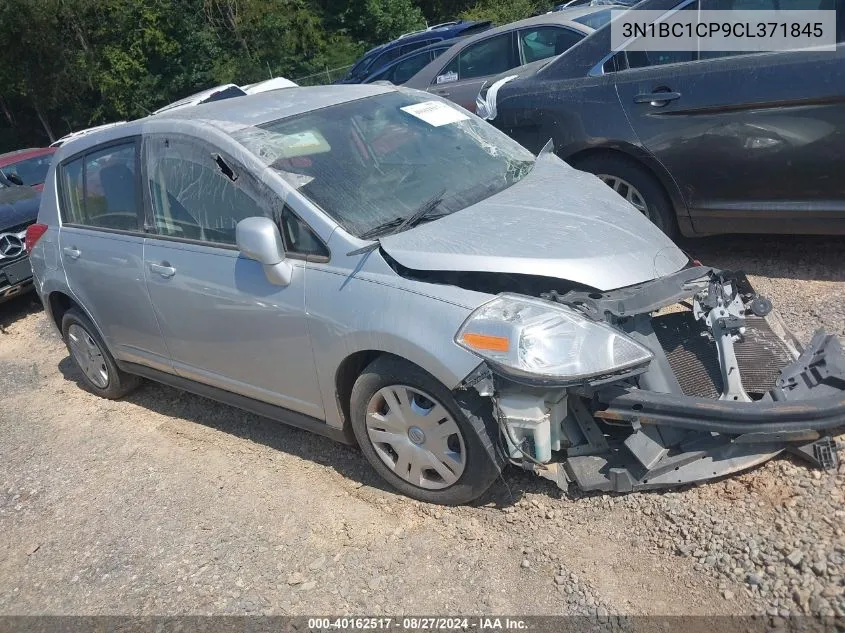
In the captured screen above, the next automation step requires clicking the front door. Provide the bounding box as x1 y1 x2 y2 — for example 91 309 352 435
614 21 845 232
428 32 518 111
141 134 324 419
57 138 170 370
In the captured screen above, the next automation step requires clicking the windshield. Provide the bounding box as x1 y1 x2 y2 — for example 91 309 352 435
234 90 535 238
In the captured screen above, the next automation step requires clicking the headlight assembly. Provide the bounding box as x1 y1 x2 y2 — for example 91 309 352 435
455 294 653 384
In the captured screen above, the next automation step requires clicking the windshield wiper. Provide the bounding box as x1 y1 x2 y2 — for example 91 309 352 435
393 188 447 234
358 216 405 240
355 189 447 242
347 190 448 257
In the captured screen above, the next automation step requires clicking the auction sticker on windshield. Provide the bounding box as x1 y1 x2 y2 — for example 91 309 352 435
401 101 469 127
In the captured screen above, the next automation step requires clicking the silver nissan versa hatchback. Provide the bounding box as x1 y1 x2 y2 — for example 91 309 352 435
27 85 844 505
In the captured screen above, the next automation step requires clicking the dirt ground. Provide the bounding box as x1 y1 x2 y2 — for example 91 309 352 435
0 234 843 616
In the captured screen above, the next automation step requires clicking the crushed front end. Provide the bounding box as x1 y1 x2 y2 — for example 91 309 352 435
457 266 844 493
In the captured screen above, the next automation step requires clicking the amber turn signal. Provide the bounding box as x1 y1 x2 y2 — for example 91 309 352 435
460 332 510 352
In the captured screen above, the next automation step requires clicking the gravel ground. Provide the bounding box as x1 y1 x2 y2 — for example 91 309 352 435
0 235 843 617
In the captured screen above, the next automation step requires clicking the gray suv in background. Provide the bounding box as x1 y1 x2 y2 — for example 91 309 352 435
400 7 613 111
27 85 845 504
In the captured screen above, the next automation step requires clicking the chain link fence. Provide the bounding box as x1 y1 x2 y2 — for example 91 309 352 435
293 65 354 86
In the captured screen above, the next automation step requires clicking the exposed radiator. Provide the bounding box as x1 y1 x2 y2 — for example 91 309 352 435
652 311 794 399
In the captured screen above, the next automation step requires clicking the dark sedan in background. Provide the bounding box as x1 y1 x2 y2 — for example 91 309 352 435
364 40 460 85
338 20 493 84
480 0 845 237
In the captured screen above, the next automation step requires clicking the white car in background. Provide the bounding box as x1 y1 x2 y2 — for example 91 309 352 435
242 77 298 94
153 77 298 114
54 79 298 147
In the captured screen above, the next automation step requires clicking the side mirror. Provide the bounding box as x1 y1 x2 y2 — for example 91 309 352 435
236 216 292 286
7 173 24 186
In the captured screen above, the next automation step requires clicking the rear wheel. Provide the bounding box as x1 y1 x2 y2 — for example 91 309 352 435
572 153 677 238
61 308 140 399
350 356 504 505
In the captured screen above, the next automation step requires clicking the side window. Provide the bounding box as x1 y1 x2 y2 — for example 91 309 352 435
371 47 402 72
145 136 275 246
519 26 583 63
624 2 698 68
437 33 516 82
60 142 140 231
399 39 433 55
392 51 434 84
281 206 329 258
61 158 84 222
626 49 696 68
431 46 449 61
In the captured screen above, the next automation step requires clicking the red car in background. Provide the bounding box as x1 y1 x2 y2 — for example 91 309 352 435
0 147 56 191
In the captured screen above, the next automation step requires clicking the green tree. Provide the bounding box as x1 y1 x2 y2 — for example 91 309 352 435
352 0 426 43
0 0 530 152
0 0 87 142
459 0 545 24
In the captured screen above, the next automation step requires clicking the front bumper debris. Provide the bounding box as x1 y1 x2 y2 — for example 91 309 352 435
471 267 845 493
597 332 845 437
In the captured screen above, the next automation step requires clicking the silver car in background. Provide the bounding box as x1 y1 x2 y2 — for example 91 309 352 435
27 85 844 504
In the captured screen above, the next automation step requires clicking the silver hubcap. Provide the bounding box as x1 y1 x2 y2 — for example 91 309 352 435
67 324 109 389
598 174 651 219
365 385 466 490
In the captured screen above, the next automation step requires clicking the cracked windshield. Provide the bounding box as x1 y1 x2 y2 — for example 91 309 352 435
236 91 535 237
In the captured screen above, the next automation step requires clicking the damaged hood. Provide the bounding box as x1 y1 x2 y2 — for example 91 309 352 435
379 152 688 291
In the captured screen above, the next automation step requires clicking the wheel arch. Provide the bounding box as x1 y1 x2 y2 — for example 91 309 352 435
563 145 694 237
47 290 78 332
45 289 112 354
332 347 483 434
335 349 384 438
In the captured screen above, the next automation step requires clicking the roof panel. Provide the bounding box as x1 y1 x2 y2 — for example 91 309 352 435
151 84 396 128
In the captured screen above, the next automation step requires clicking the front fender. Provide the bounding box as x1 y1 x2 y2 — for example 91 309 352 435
306 258 488 430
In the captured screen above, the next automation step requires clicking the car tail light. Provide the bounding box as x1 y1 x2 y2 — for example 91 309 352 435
25 223 48 253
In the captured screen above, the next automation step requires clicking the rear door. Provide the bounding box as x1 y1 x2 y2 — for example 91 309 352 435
614 0 845 233
428 32 519 110
57 139 170 370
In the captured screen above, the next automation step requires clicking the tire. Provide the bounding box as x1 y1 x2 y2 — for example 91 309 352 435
350 355 505 505
571 153 678 238
61 308 141 399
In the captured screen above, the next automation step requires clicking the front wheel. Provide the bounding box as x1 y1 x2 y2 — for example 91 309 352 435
350 356 504 505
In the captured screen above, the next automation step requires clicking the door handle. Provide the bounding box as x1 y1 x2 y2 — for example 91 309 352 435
633 91 681 106
63 246 81 260
149 262 176 278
